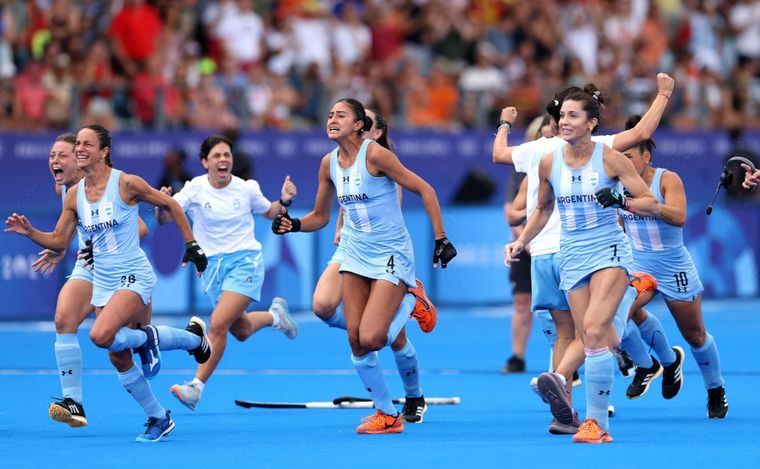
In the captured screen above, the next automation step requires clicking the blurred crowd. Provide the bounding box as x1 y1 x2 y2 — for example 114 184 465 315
1 0 760 132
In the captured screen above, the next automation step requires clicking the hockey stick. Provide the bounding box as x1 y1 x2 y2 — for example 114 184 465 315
235 396 460 409
332 396 460 405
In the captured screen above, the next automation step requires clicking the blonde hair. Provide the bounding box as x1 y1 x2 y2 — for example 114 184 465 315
525 116 546 142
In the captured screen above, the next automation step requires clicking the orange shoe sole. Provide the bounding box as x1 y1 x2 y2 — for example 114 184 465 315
408 279 437 333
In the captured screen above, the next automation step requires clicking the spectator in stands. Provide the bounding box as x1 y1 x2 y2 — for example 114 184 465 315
290 2 331 77
2 0 760 132
729 0 760 74
44 0 80 51
214 54 249 119
131 54 183 128
0 0 17 79
459 41 507 99
201 0 238 64
216 0 265 70
405 61 459 129
186 72 239 130
12 59 47 129
245 63 273 129
331 2 371 67
42 51 73 129
109 0 163 76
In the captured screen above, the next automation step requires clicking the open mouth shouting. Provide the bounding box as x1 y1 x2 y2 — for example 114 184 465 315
51 164 65 182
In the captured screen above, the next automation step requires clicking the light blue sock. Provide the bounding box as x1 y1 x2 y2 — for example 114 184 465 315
535 309 557 347
621 321 653 368
691 333 725 390
387 294 415 346
584 349 614 430
117 364 165 419
637 313 676 366
351 352 396 416
324 303 346 329
155 325 201 351
55 333 83 403
612 286 637 340
393 340 422 398
107 327 147 352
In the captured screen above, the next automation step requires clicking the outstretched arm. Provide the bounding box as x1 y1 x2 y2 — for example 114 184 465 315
611 73 674 152
492 107 518 165
5 187 79 252
273 156 334 234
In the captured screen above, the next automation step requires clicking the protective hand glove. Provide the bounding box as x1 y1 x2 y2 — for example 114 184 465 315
433 237 457 268
79 239 94 268
595 187 629 210
271 209 301 234
183 240 208 273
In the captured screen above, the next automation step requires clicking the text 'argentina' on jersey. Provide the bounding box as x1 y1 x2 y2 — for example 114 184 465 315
337 193 369 204
556 194 597 204
82 219 120 233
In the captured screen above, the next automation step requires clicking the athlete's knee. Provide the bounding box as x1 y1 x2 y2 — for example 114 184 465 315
513 293 531 312
89 327 114 349
359 331 386 352
347 329 361 349
582 322 608 346
683 327 706 348
312 299 336 321
54 310 79 334
108 350 133 372
208 318 231 340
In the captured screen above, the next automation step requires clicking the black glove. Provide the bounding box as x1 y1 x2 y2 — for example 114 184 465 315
183 240 208 273
595 187 629 210
271 209 301 234
79 239 94 267
433 237 457 268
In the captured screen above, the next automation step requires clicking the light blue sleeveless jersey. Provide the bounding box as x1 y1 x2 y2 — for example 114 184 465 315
76 169 156 306
329 140 415 286
621 168 682 251
550 142 632 290
621 167 703 301
62 185 93 282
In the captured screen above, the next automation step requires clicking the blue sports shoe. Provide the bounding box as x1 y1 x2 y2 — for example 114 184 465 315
135 410 175 443
135 325 161 379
